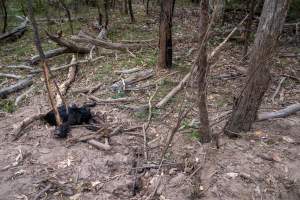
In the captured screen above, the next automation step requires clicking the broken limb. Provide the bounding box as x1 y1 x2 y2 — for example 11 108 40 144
0 17 29 41
0 73 22 79
257 103 300 121
29 47 71 65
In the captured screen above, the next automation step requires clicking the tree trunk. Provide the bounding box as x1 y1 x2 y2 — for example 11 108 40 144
96 0 103 26
242 0 256 57
146 0 150 15
0 0 7 33
128 0 135 23
104 0 109 27
224 0 290 137
158 0 175 69
196 0 211 143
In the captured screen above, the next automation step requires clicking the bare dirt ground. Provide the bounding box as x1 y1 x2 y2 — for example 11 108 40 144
1 5 300 200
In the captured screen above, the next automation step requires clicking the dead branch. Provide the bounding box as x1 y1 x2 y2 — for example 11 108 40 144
156 72 190 108
0 17 28 41
0 76 33 98
15 85 35 106
0 64 34 70
271 77 286 103
155 15 248 109
111 69 154 91
55 55 78 106
87 138 111 151
89 95 136 104
29 47 71 65
13 112 46 141
0 73 22 79
72 82 102 94
209 14 249 64
257 103 300 121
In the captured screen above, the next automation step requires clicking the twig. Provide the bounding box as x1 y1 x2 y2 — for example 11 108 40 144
88 95 136 103
142 125 148 161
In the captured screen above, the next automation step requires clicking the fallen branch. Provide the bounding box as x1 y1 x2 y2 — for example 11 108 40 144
257 103 300 121
72 82 102 94
156 72 190 108
33 184 52 200
89 95 136 104
271 77 286 103
29 47 71 65
0 76 33 99
0 73 22 79
0 64 34 70
87 138 111 151
12 112 46 141
111 69 154 91
155 15 249 109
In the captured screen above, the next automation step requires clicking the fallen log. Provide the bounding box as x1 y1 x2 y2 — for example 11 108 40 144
0 17 29 41
46 32 91 53
111 69 154 91
257 103 300 121
0 76 33 99
15 85 35 106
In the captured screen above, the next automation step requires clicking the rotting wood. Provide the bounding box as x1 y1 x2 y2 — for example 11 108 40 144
111 69 154 91
0 76 33 99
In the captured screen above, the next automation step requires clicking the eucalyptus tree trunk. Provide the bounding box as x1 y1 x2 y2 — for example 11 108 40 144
196 0 211 143
128 0 135 23
224 0 290 137
158 0 175 69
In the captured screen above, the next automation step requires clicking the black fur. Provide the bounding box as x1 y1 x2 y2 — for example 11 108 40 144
43 103 95 138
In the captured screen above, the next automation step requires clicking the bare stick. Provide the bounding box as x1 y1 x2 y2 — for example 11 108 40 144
27 0 62 126
13 112 46 141
257 103 300 121
87 139 111 151
0 73 22 79
271 77 286 103
88 95 136 103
